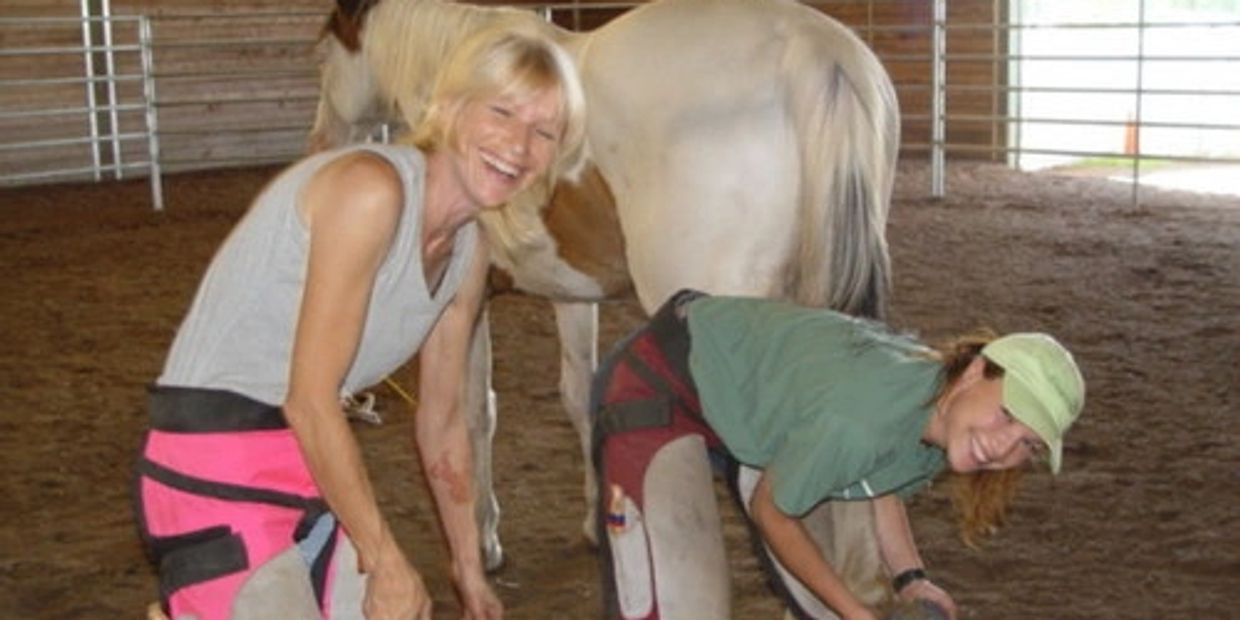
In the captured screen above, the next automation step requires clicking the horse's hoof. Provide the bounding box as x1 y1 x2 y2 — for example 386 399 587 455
886 599 949 620
483 541 505 573
581 514 599 548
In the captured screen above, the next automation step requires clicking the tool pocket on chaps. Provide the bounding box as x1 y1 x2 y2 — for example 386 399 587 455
155 526 249 600
606 488 653 619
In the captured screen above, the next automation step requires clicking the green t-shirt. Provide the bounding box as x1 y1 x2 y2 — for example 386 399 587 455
686 297 947 516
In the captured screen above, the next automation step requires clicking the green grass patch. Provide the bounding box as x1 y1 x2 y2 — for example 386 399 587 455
1068 157 1182 173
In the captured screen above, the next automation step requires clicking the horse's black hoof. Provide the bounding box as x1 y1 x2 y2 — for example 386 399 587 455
887 599 950 620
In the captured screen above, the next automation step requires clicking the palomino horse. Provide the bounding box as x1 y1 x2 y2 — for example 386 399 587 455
313 0 900 615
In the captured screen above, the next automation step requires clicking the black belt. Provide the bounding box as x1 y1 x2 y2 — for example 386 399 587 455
594 289 708 441
644 288 705 389
148 384 287 433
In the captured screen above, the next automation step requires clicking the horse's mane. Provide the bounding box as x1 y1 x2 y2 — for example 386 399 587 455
362 0 552 135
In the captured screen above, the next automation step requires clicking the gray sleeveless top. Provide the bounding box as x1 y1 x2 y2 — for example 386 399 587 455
158 144 478 406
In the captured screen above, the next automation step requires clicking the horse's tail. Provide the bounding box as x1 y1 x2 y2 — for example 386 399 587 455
784 24 900 319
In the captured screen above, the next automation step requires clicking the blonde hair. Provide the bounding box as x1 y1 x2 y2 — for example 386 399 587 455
412 24 587 180
928 330 1026 547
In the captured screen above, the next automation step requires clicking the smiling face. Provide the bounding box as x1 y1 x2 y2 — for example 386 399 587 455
932 358 1048 473
411 27 584 212
448 87 562 209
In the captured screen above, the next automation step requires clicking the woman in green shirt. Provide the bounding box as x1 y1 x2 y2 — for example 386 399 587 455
592 290 1084 620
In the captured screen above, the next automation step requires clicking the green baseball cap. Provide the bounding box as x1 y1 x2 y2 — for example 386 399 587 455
981 333 1085 474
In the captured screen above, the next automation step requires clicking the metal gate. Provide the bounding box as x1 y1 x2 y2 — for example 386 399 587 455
0 12 162 207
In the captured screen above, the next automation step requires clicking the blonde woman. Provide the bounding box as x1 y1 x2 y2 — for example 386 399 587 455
134 27 584 620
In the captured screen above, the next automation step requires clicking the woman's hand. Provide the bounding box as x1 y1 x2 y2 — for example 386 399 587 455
899 578 958 620
364 552 432 620
455 568 503 619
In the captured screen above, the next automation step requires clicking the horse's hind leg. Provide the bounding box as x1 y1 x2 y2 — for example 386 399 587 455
553 300 600 545
465 308 504 571
468 300 598 568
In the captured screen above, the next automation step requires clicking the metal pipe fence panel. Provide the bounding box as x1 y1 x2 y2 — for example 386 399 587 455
0 14 156 196
818 0 1240 203
986 1 1239 203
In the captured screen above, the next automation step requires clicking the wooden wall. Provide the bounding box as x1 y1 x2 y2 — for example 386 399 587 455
819 0 1007 157
0 0 1007 186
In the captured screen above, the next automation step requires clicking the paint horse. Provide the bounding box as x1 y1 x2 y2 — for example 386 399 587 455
312 0 901 615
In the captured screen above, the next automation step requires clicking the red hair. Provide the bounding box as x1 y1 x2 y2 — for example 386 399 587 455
928 330 1025 547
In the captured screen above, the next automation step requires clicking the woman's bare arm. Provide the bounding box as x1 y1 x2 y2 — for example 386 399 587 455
414 239 502 618
750 472 877 620
873 494 957 619
284 152 431 619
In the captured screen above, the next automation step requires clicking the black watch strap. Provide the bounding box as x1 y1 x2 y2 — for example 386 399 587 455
892 567 928 593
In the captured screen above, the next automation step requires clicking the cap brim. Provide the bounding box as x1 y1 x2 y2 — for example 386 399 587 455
1002 376 1064 474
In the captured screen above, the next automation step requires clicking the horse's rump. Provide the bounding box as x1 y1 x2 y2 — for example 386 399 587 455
576 0 897 316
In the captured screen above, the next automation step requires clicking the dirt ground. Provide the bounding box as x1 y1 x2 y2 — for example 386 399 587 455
0 161 1236 619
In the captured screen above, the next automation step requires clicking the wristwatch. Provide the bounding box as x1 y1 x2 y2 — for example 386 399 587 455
892 567 928 593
